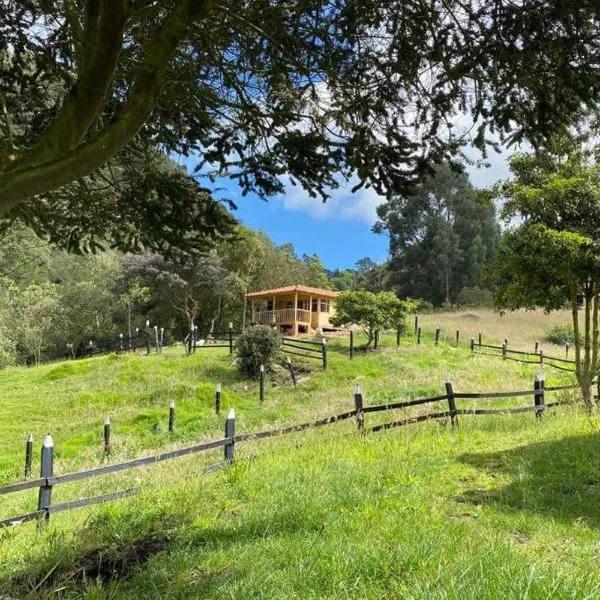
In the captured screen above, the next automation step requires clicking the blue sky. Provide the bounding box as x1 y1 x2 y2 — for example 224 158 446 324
183 149 511 271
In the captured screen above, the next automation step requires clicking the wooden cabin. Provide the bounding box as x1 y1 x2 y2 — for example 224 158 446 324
247 285 338 336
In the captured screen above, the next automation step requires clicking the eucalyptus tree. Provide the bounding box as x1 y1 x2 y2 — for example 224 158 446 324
2 1 600 256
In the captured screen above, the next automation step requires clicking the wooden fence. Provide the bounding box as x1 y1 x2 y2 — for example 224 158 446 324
184 324 239 355
281 337 327 370
0 375 581 530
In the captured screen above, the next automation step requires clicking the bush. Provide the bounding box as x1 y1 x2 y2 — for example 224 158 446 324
236 325 281 378
544 324 574 345
456 286 494 307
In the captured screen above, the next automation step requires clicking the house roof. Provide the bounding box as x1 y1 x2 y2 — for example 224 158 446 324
246 285 338 300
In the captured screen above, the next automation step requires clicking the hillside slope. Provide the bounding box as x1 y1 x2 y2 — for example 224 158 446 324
1 319 598 598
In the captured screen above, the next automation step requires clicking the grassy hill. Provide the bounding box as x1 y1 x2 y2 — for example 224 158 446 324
1 310 599 598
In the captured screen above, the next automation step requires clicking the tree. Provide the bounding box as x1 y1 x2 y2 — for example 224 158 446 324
493 139 600 408
119 281 151 347
354 258 388 293
13 283 63 364
376 164 500 305
331 290 414 349
302 255 331 289
1 1 600 253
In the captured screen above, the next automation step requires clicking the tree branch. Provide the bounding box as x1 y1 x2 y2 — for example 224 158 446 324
0 0 215 214
12 0 127 171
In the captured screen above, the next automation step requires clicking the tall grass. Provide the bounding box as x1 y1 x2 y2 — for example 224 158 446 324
0 321 597 598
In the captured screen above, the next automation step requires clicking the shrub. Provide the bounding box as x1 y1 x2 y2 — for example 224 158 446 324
331 290 415 349
457 286 494 307
544 324 574 345
236 325 281 378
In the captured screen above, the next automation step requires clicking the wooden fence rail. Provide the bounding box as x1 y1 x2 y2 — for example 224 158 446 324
0 376 581 530
281 337 327 369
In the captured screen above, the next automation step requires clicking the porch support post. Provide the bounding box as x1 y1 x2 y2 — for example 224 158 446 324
293 291 298 336
251 299 255 324
272 295 276 325
309 294 313 331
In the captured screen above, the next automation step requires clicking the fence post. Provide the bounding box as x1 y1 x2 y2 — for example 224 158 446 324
456 329 459 345
103 417 111 456
445 377 458 428
478 332 482 347
502 342 507 360
470 337 474 352
286 356 297 387
353 384 364 432
321 338 328 370
259 364 265 404
534 340 539 354
24 433 33 479
350 330 354 359
145 320 151 355
417 326 421 345
534 373 545 418
540 349 544 366
414 314 419 334
435 324 440 346
119 333 124 353
160 327 164 353
37 434 53 525
168 399 175 432
504 338 508 348
396 326 401 347
566 343 569 358
224 408 235 464
215 383 222 416
374 329 379 350
229 322 234 355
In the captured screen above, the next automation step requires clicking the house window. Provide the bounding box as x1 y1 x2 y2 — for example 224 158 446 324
312 300 318 312
320 300 330 313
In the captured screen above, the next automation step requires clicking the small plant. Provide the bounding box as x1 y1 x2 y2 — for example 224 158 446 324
236 325 281 378
544 324 574 345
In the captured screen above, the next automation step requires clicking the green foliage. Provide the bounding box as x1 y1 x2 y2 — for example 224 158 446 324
377 164 500 305
2 1 600 257
331 290 413 348
492 137 600 405
236 326 281 378
544 324 575 345
457 286 495 307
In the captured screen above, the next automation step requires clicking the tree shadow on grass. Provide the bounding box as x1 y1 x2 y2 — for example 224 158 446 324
457 432 600 527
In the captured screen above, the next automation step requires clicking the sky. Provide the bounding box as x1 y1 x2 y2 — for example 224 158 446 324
183 147 512 271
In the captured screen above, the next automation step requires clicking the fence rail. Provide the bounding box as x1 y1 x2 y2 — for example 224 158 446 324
281 337 327 369
0 374 579 530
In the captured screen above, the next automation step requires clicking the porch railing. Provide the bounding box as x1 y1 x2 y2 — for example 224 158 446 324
254 308 312 325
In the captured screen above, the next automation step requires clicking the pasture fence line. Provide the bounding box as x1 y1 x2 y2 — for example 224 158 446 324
0 374 583 530
338 320 581 376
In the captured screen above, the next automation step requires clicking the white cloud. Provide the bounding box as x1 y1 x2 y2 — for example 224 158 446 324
280 179 385 225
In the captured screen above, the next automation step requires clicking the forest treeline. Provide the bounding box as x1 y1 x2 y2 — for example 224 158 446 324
0 164 499 366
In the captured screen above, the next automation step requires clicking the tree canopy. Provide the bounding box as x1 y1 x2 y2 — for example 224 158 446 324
376 164 499 306
2 1 600 254
493 138 600 407
331 290 414 349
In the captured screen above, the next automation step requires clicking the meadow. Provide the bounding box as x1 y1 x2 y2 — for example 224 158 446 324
1 309 598 599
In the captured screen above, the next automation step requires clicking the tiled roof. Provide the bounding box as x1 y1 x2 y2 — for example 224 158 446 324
246 285 338 299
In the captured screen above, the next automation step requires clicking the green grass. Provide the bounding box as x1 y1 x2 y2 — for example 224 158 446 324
1 330 598 598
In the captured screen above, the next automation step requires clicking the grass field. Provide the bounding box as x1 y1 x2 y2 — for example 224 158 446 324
418 308 572 353
1 309 599 599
